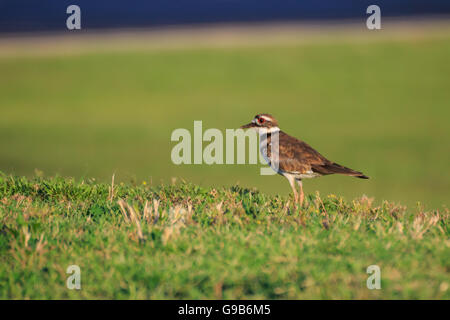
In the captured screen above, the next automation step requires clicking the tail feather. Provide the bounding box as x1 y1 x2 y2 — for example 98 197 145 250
312 162 369 179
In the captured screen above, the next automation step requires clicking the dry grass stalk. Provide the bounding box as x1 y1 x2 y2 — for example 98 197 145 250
143 200 151 223
161 205 191 244
22 226 31 248
127 204 144 241
315 192 330 230
117 199 145 241
108 173 115 203
35 233 47 254
153 199 160 224
215 201 223 213
283 200 290 214
396 222 404 234
117 199 130 222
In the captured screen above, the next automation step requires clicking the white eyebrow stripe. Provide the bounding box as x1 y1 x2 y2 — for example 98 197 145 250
260 115 272 121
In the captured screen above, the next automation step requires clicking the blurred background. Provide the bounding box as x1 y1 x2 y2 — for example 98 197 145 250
0 1 449 208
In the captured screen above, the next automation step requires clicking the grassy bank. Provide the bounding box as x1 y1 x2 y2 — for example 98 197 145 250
0 173 448 299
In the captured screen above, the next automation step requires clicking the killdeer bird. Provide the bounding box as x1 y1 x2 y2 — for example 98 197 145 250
241 114 368 207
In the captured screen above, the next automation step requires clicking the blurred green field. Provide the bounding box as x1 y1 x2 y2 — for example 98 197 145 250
1 30 449 208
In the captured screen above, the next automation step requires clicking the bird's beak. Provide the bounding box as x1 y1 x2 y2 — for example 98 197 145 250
240 123 256 129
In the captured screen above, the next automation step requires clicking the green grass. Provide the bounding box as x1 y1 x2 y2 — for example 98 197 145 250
0 32 449 209
0 173 448 299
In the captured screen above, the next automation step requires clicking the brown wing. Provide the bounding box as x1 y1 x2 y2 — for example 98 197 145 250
266 131 328 174
267 131 369 179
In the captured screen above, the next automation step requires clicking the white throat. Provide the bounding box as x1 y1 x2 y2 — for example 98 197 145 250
256 126 280 135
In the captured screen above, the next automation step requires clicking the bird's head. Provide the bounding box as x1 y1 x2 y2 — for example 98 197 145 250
240 114 279 133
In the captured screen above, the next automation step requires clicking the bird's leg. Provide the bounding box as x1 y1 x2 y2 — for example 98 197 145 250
297 179 304 207
288 177 298 209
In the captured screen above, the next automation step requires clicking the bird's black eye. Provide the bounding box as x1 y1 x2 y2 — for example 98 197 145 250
258 118 265 124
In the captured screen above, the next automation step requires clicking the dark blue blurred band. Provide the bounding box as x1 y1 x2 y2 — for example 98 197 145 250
0 0 449 33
